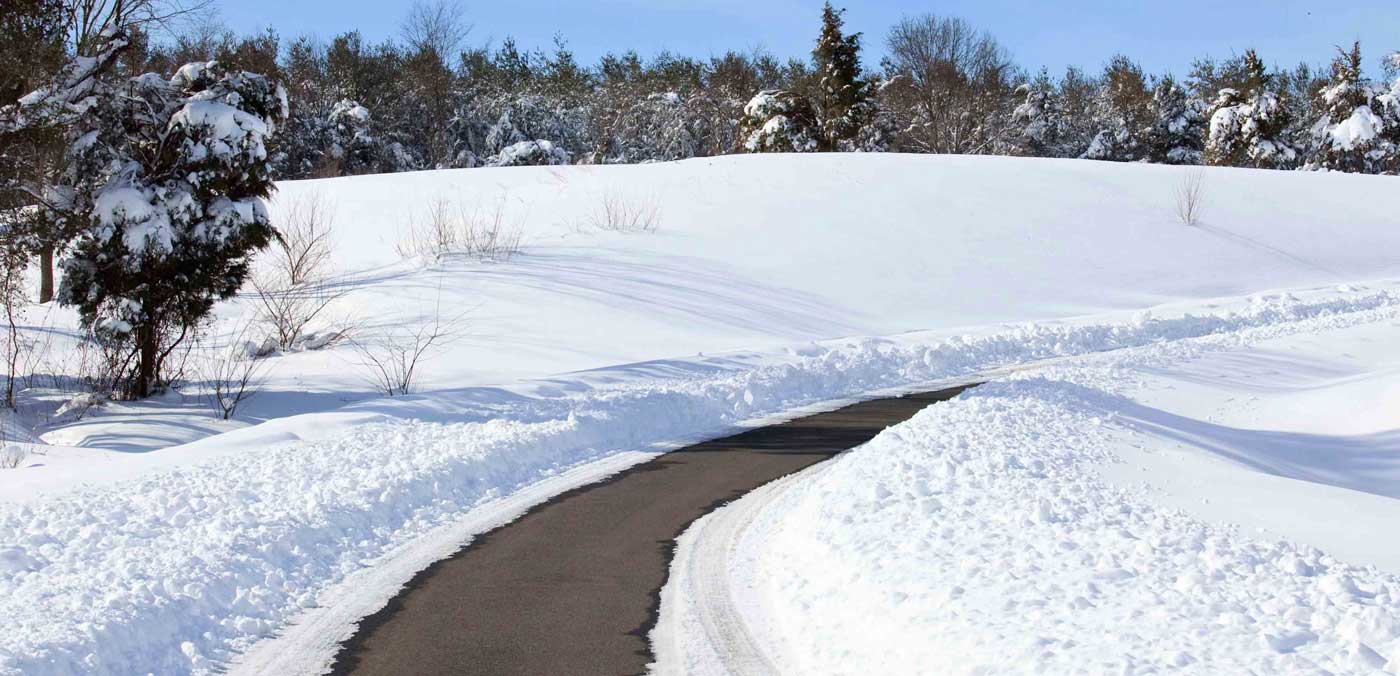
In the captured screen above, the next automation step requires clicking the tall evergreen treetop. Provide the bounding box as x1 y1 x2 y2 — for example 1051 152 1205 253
812 3 876 150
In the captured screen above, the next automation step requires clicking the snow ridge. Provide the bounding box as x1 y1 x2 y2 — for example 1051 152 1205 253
3 286 1400 674
732 296 1400 674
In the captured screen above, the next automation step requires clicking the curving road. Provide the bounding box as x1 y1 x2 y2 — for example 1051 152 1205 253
330 384 976 676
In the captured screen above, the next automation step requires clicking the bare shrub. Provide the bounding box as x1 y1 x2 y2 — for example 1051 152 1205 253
1174 168 1207 226
351 294 463 397
253 275 346 350
396 196 523 262
586 190 661 233
0 243 27 409
200 322 268 420
255 192 347 350
272 192 336 287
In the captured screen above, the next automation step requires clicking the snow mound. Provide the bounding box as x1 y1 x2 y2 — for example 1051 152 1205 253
730 296 1400 675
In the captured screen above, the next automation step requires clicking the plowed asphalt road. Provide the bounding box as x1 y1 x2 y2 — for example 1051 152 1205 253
331 384 975 675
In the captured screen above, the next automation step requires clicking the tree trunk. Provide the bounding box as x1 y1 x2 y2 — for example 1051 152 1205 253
38 245 53 304
135 324 157 399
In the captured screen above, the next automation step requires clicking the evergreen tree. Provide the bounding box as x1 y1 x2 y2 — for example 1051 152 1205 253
1205 50 1296 168
1308 42 1388 173
1378 52 1400 173
738 90 820 153
1010 78 1063 157
811 3 879 150
18 35 287 398
0 0 70 303
1081 55 1152 162
1147 76 1206 164
326 99 379 175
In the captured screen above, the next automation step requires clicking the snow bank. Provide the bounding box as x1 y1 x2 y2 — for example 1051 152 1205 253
716 291 1400 674
6 285 1400 674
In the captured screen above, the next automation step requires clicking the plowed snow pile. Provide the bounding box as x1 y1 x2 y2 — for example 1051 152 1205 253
725 291 1400 674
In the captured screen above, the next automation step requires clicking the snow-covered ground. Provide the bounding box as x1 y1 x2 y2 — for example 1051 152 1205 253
656 287 1400 675
3 154 1400 674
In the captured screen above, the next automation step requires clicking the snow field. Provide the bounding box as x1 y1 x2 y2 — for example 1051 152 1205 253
4 285 1400 674
726 293 1400 675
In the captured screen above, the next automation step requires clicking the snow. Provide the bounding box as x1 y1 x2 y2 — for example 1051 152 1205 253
5 154 1400 673
1326 105 1385 150
665 286 1400 674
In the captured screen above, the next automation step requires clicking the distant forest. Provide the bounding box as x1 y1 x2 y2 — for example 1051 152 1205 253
4 0 1400 180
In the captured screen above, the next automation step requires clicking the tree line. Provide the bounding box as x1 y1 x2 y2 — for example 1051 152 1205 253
10 1 1400 180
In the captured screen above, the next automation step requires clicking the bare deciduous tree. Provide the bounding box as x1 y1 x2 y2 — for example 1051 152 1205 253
63 0 213 55
400 0 470 57
882 14 1018 154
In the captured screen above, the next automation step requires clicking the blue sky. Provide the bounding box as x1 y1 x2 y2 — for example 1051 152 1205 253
217 0 1400 77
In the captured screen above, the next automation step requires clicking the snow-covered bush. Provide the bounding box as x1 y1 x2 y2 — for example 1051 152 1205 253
739 90 820 153
0 444 25 469
596 92 707 163
21 34 287 398
487 139 571 167
1205 51 1296 169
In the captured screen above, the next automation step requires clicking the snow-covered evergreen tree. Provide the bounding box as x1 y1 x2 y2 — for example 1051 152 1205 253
19 36 287 397
597 91 707 163
325 99 378 175
1205 50 1296 169
1378 51 1400 174
1010 82 1063 157
1081 56 1152 162
1307 43 1390 174
1147 76 1206 164
487 139 571 166
738 90 820 153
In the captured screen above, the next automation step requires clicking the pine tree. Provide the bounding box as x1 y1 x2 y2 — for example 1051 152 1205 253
811 3 878 151
1205 50 1296 168
1010 79 1062 157
326 99 378 175
25 36 287 398
1081 56 1152 162
1147 76 1206 164
1378 52 1400 173
1308 42 1387 173
737 90 820 153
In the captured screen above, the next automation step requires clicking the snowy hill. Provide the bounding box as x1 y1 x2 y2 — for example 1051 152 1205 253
3 154 1400 674
11 153 1400 489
